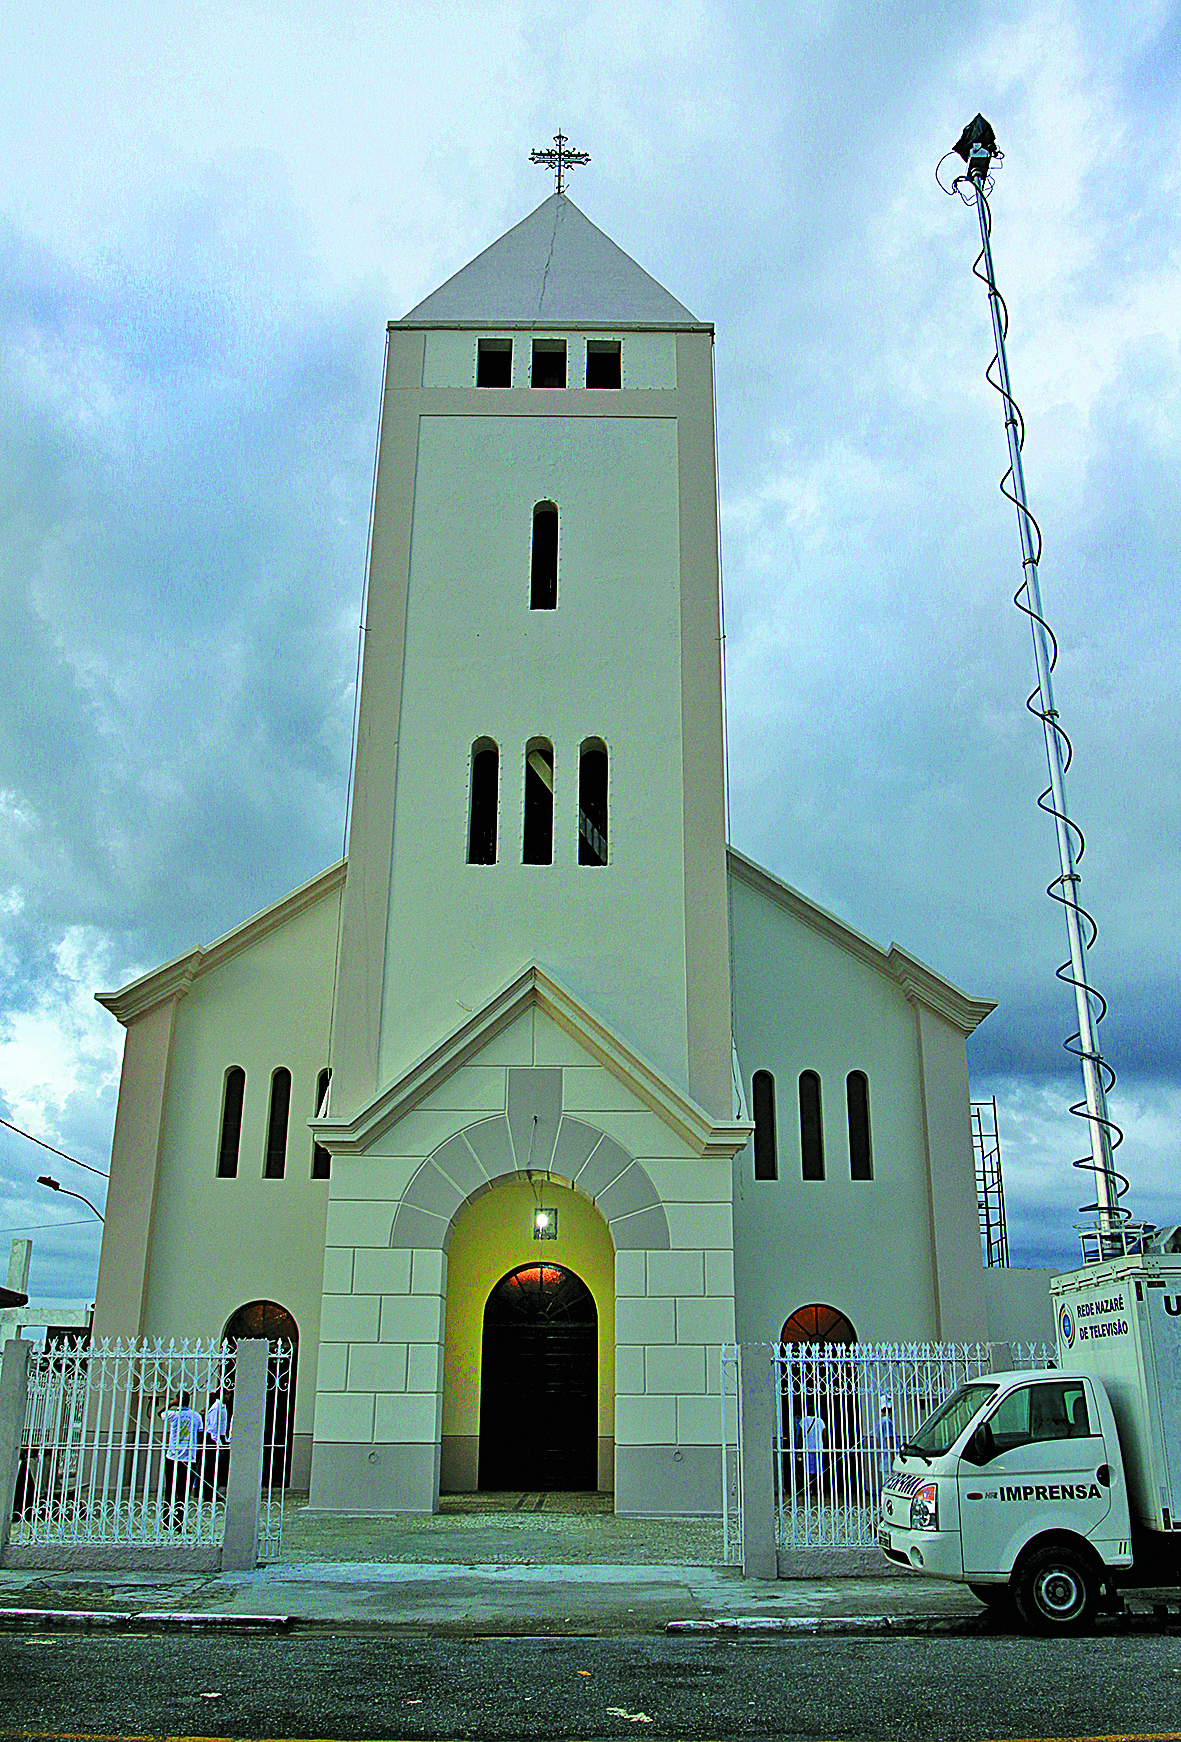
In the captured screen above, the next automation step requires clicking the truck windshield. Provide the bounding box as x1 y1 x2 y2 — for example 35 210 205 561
906 1383 997 1457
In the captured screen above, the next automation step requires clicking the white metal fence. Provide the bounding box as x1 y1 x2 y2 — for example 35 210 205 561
720 1339 1053 1559
259 1339 293 1561
10 1337 292 1557
776 1340 1053 1549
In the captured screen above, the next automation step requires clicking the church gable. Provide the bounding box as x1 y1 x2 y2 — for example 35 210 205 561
727 848 994 1034
314 966 751 1163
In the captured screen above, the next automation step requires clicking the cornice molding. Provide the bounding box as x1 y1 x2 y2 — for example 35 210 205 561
313 964 753 1160
95 860 347 1028
885 945 996 1035
95 952 200 1025
727 847 995 1037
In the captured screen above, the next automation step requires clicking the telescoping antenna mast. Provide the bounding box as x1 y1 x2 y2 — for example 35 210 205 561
944 115 1145 1263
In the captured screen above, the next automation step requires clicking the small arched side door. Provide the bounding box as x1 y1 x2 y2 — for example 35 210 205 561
222 1299 298 1489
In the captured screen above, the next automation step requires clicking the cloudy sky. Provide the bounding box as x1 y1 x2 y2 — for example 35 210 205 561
1 1 1178 1306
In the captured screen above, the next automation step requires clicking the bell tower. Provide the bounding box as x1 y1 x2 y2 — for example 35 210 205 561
328 192 734 1122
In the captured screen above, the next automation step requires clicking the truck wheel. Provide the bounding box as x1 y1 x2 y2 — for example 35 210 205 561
1013 1544 1099 1633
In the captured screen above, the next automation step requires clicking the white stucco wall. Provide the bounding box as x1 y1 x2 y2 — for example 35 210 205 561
983 1266 1057 1345
377 412 691 1095
132 881 341 1444
729 866 980 1343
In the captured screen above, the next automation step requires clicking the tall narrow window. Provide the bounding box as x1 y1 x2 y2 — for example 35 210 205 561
799 1070 825 1180
531 338 566 388
467 739 499 863
847 1071 873 1180
586 340 621 388
477 337 512 387
264 1067 291 1179
530 502 558 610
312 1067 332 1180
523 738 554 864
752 1070 778 1180
578 739 608 865
217 1067 245 1178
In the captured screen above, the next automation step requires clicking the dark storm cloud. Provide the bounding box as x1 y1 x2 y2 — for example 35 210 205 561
0 175 382 1298
0 188 380 949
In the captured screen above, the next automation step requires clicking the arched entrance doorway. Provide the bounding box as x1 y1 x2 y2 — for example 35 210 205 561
779 1304 859 1500
478 1263 597 1491
223 1300 298 1489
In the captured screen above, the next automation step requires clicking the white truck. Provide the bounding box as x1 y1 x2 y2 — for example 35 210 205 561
878 1249 1181 1631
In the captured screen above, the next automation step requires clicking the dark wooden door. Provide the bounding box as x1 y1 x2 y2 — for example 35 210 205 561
478 1264 597 1491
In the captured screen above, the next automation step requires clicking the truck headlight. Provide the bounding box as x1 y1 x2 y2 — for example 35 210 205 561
910 1483 938 1531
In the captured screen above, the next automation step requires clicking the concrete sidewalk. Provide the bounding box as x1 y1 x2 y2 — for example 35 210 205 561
3 1492 1173 1636
0 1491 984 1635
0 1562 985 1635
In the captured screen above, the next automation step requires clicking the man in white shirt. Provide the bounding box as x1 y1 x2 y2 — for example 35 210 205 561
159 1391 203 1530
876 1397 900 1481
799 1411 826 1481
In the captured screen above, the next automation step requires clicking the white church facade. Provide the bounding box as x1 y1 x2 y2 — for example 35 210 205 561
91 194 1044 1516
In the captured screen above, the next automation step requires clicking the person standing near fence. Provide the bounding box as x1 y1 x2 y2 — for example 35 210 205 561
875 1397 900 1484
159 1390 203 1530
799 1409 826 1484
204 1390 231 1495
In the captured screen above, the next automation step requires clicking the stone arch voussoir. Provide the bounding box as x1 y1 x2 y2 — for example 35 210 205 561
389 1109 670 1254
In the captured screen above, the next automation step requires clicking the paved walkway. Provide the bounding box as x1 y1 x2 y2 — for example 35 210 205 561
0 1492 989 1634
281 1490 730 1566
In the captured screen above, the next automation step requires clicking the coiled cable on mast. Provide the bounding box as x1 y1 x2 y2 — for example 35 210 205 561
940 142 1129 1225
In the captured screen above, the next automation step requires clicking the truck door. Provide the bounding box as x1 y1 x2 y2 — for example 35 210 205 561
957 1379 1112 1577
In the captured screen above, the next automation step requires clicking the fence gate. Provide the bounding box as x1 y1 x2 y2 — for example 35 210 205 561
773 1340 1053 1549
9 1337 290 1560
259 1340 293 1561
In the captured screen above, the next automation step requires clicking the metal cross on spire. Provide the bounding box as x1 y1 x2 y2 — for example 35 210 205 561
530 131 590 195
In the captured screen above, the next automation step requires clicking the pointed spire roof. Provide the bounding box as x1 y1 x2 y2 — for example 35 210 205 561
398 194 700 328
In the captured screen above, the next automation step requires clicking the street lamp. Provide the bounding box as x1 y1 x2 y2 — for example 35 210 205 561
37 1175 105 1223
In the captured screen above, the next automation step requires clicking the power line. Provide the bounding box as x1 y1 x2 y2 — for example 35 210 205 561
0 1218 95 1236
0 1118 109 1179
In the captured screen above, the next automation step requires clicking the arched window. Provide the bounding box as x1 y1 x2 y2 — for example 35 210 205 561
752 1070 777 1180
780 1304 857 1346
530 502 558 610
217 1067 245 1178
847 1070 873 1180
578 738 608 865
264 1067 291 1178
467 738 499 864
523 738 554 864
312 1067 332 1180
799 1070 824 1180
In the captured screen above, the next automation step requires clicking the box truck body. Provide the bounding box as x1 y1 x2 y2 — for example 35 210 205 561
1050 1254 1181 1538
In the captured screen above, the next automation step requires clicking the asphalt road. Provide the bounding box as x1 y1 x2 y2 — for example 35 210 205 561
2 1630 1181 1740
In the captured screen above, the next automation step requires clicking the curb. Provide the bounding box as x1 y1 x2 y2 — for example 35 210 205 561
666 1614 983 1636
666 1606 1181 1637
0 1608 292 1632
